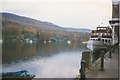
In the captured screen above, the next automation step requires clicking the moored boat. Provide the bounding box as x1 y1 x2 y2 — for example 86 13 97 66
1 70 35 80
87 25 117 52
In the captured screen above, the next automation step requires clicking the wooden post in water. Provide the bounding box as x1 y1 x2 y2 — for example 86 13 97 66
81 50 91 68
79 60 86 80
79 50 91 80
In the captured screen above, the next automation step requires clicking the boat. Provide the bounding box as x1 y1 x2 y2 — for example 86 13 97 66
87 25 117 52
1 70 35 80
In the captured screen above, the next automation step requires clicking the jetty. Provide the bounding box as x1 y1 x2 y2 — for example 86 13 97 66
77 44 119 80
86 45 118 78
77 0 119 79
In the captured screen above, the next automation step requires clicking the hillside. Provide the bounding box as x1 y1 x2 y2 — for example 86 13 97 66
1 12 64 31
1 12 91 43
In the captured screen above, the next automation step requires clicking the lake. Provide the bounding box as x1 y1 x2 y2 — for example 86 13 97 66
2 42 88 78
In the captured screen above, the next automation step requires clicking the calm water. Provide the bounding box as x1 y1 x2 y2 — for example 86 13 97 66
2 42 88 78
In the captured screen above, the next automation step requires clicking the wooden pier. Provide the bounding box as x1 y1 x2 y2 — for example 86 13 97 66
77 44 119 79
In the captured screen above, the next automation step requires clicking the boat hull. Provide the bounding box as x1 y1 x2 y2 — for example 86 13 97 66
1 70 35 80
1 77 34 80
87 40 110 52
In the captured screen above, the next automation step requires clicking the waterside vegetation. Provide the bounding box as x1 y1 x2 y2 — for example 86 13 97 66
1 12 91 44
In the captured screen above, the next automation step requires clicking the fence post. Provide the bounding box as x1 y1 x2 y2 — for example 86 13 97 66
79 60 86 80
109 49 112 58
100 50 104 70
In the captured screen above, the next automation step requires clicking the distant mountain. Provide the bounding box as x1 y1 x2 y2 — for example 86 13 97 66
1 12 64 31
64 27 91 33
1 12 91 32
2 12 91 42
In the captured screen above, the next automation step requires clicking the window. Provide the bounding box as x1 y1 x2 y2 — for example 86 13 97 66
98 38 100 41
102 39 104 42
105 40 107 42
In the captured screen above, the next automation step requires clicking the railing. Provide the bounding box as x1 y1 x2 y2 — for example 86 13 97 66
91 35 98 38
78 45 115 79
102 35 112 38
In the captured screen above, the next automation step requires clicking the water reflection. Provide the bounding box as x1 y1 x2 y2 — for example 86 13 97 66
3 52 82 78
2 42 86 64
2 42 86 78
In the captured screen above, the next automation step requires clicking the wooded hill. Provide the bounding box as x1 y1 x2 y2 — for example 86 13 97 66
1 12 91 43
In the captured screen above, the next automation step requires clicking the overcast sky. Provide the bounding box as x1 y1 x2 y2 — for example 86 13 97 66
1 0 113 29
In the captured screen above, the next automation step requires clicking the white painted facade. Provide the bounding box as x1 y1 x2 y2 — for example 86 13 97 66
87 26 114 51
